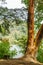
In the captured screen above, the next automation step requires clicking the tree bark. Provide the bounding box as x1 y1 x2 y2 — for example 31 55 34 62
34 24 43 47
34 24 43 56
26 0 34 57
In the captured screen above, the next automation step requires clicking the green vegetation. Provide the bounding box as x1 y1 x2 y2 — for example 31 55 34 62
0 7 28 58
0 40 17 59
36 40 43 63
0 40 10 59
22 0 43 32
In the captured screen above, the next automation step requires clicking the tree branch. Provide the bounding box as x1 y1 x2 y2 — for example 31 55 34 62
34 24 43 47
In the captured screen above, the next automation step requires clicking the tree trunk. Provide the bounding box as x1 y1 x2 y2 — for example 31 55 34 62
26 0 34 57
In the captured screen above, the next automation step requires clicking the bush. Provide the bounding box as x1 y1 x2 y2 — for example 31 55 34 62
36 40 43 63
0 40 10 59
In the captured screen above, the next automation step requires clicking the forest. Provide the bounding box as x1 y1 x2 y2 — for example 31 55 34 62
0 0 43 65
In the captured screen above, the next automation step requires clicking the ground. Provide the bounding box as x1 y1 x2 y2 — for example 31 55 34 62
0 59 43 65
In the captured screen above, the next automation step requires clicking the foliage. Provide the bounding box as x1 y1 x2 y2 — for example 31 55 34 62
0 19 28 58
0 40 10 59
0 6 28 58
10 49 17 58
37 40 43 63
0 17 10 35
22 0 29 7
0 40 17 59
22 0 43 32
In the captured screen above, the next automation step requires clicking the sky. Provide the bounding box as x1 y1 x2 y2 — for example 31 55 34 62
0 0 26 9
